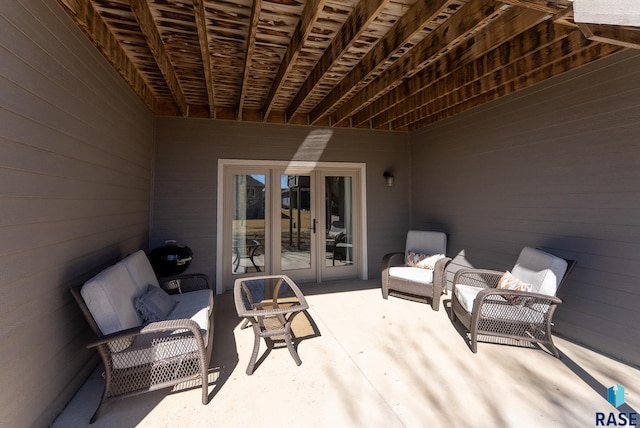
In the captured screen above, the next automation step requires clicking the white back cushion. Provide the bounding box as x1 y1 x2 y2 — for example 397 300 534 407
81 262 143 335
120 250 159 295
511 247 568 296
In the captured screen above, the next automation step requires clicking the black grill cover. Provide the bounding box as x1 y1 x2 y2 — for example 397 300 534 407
149 241 193 277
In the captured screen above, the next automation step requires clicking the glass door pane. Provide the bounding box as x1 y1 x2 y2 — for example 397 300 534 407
220 163 362 290
231 174 265 274
325 176 353 267
280 175 312 271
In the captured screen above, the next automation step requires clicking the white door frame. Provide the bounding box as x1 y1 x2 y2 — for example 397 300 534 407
216 159 368 294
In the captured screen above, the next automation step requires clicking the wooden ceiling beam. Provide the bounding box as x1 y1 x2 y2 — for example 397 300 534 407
285 0 389 121
499 0 570 14
55 0 158 112
307 0 451 125
193 0 216 118
238 0 262 120
552 4 578 28
578 23 640 49
404 38 622 131
355 8 550 129
385 20 574 130
129 0 189 117
262 0 328 120
331 0 502 127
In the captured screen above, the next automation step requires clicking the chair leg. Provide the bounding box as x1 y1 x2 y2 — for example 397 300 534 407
201 363 209 404
432 293 440 311
470 328 478 353
544 312 561 358
89 392 107 424
201 381 208 404
547 340 560 359
545 321 561 358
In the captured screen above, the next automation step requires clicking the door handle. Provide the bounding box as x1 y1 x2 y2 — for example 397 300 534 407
312 219 317 234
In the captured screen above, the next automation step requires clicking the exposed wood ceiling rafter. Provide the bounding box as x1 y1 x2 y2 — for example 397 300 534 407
285 0 390 122
128 0 189 117
406 34 622 131
578 23 640 49
193 0 216 118
262 0 328 121
238 0 262 121
394 21 582 130
352 7 549 129
308 0 453 125
330 0 505 127
55 0 158 112
499 0 571 14
56 0 637 132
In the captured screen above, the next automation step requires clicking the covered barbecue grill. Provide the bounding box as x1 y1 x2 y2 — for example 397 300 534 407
149 240 193 277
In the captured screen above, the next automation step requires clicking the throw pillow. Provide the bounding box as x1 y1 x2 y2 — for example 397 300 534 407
135 284 176 323
406 251 426 267
416 253 445 269
406 252 445 270
497 271 532 304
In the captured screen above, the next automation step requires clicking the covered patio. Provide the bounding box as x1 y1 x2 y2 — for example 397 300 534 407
53 280 640 427
3 1 640 426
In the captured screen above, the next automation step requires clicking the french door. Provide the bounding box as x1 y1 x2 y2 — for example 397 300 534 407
217 160 365 292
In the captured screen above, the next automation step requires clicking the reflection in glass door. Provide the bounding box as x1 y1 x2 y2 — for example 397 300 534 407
324 176 352 267
231 174 265 274
279 175 315 278
321 174 357 280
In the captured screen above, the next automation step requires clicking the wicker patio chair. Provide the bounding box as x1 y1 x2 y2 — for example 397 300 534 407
69 252 214 423
381 230 451 311
450 246 576 357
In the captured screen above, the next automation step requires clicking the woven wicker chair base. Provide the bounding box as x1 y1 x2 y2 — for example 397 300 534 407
451 294 560 358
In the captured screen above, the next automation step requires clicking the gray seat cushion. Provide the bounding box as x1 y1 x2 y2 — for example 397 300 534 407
168 289 214 347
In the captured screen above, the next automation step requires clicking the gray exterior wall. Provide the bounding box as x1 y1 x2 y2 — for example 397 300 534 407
152 119 410 288
1 1 155 427
410 49 640 367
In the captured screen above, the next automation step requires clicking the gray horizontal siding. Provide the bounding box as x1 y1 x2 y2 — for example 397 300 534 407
410 49 640 367
0 1 154 427
153 119 411 287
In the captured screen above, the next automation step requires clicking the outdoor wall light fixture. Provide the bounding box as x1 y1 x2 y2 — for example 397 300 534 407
383 171 395 187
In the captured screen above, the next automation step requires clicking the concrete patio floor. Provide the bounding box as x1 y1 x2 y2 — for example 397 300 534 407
53 280 640 428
